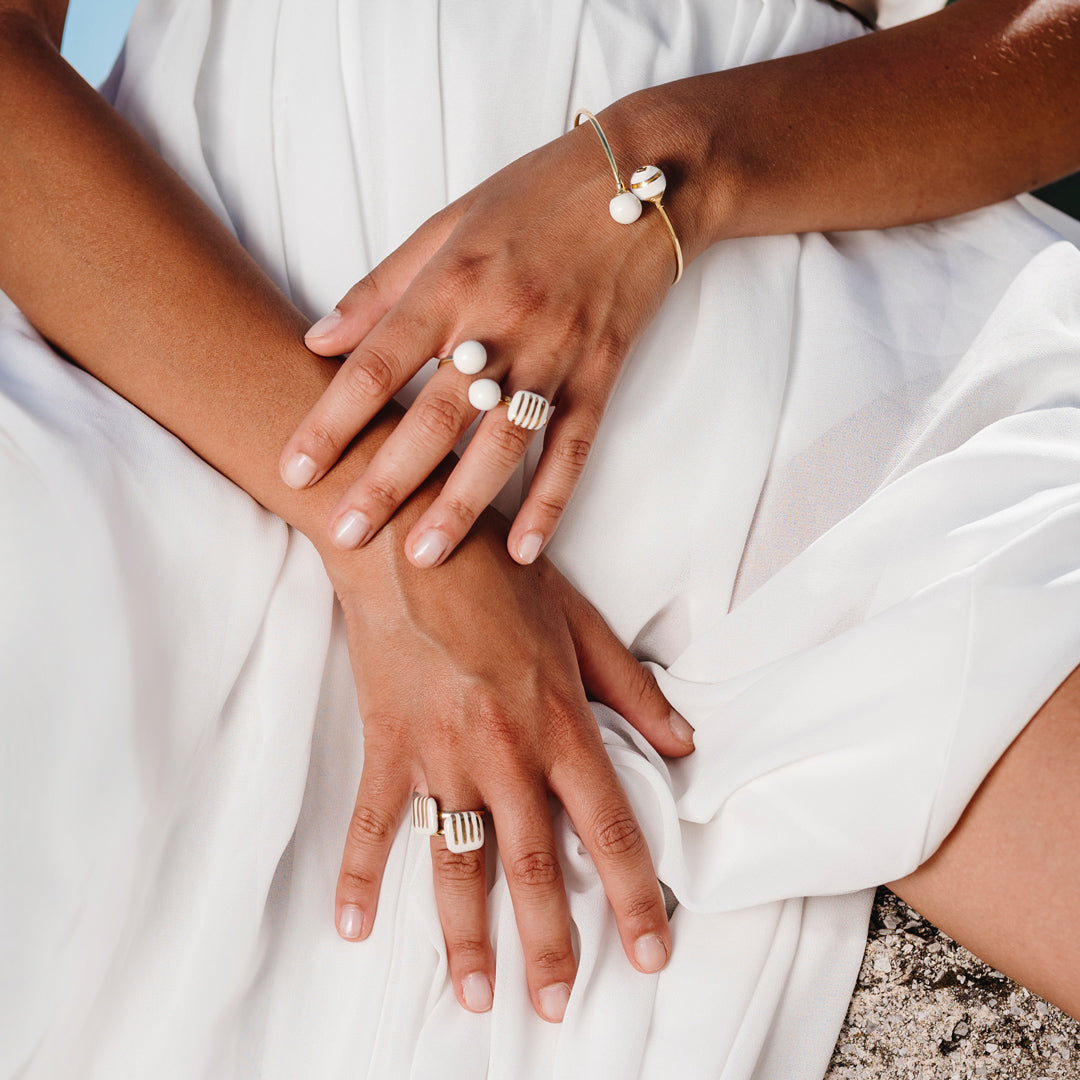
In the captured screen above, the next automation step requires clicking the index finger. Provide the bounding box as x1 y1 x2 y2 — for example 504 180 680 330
280 305 447 494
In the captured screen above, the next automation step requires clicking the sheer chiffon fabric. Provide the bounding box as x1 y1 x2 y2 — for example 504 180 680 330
4 0 1080 1076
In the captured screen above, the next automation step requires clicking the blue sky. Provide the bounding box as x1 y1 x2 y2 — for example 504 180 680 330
61 0 141 86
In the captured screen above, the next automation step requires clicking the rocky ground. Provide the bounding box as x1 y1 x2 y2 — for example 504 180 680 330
826 889 1080 1079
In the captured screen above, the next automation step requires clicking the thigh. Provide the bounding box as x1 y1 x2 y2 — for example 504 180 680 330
890 662 1080 1019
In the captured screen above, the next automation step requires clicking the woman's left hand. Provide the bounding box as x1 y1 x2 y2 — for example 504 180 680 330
279 100 687 568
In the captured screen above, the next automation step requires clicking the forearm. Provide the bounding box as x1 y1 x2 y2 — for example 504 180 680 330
0 12 414 561
599 0 1080 254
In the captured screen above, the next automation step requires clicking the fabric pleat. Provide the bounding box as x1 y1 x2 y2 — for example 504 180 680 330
4 0 1080 1076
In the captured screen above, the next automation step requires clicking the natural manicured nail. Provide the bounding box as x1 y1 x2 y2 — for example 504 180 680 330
517 531 544 564
306 308 342 339
633 933 668 973
338 904 363 940
538 982 570 1023
281 452 318 489
461 972 493 1012
411 529 449 568
668 709 695 747
332 509 372 549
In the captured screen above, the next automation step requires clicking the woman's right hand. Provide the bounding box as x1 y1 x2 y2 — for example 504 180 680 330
323 505 694 1021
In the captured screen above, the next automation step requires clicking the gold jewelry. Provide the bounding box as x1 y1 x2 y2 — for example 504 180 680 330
436 350 553 430
412 793 486 854
573 109 683 285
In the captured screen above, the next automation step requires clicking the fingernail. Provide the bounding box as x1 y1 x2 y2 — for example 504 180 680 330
668 709 695 747
332 509 373 549
538 982 570 1023
306 308 342 339
517 531 544 565
462 972 493 1012
411 529 449 568
282 452 318 489
339 904 363 940
634 933 668 973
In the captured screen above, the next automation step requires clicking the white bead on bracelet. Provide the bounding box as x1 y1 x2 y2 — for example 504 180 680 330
574 109 683 284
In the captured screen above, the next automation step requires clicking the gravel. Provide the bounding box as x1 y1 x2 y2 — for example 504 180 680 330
826 888 1080 1079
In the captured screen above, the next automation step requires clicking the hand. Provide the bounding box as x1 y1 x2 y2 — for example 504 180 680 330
324 507 695 1021
280 103 680 568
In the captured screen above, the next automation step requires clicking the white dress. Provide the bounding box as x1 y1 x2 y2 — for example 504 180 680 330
4 1 1080 1077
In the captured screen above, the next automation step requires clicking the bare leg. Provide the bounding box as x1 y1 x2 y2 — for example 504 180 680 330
890 663 1080 1019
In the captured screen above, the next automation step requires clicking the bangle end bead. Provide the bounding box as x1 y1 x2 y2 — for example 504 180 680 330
609 191 643 224
630 164 667 201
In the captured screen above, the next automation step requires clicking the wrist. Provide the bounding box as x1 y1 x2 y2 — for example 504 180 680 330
595 82 745 261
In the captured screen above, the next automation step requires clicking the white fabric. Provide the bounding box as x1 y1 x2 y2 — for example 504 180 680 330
4 0 1080 1076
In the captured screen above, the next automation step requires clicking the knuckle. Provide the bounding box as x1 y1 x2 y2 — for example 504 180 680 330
512 276 550 318
303 416 342 457
620 892 664 926
591 807 646 860
550 436 593 477
338 865 380 897
438 493 482 530
446 937 489 964
484 421 532 469
532 492 569 524
626 661 661 708
347 804 398 850
433 847 486 883
415 394 469 445
470 699 520 750
441 251 489 301
529 945 575 973
362 476 405 515
343 349 397 404
510 849 562 890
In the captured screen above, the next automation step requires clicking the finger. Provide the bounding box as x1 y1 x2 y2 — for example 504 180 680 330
326 373 476 551
428 797 496 1013
506 400 602 565
490 783 577 1023
336 745 413 942
567 594 695 758
549 729 672 976
281 315 444 493
403 400 541 568
304 210 458 357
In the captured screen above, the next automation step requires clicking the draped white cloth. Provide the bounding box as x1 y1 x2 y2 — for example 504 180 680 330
4 0 1080 1076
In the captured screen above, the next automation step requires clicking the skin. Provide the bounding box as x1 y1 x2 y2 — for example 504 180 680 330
3 0 1080 1028
282 0 1080 569
0 0 692 1022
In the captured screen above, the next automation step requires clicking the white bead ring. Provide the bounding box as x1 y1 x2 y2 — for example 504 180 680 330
437 344 553 430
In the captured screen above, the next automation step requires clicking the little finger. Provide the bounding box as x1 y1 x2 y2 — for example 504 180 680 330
336 753 413 942
506 401 602 565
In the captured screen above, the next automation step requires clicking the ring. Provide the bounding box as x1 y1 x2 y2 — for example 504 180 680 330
411 793 486 854
436 343 552 430
436 339 488 375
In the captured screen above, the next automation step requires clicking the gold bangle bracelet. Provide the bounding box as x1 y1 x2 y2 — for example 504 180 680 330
573 109 683 285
